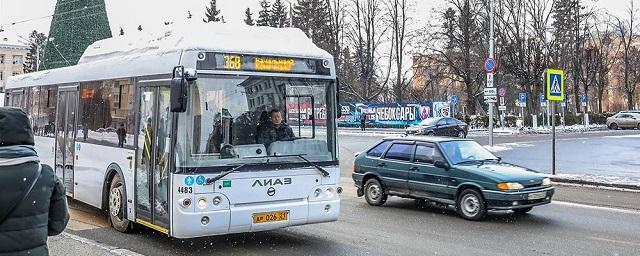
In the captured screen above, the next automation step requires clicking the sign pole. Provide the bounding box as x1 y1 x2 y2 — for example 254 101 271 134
488 0 495 147
551 101 556 175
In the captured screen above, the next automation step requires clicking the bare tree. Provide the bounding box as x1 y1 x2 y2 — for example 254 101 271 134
341 0 392 101
424 0 487 114
386 0 414 101
612 1 640 110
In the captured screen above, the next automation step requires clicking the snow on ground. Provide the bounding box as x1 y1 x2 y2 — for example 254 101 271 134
605 134 640 139
554 174 640 187
484 142 534 152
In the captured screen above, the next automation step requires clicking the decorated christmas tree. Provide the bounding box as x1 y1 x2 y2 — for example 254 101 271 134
42 0 112 70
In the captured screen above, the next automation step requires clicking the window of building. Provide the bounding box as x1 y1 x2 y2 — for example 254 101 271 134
12 55 23 65
78 79 135 148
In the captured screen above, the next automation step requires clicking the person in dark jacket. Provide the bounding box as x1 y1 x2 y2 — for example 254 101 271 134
257 109 295 148
0 107 69 256
116 123 127 148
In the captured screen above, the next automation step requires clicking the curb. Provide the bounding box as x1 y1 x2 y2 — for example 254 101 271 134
551 177 640 191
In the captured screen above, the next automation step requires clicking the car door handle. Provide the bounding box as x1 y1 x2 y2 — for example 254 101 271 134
409 166 419 171
377 163 386 167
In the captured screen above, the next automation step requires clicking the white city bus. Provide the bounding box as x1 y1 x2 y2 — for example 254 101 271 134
5 23 341 238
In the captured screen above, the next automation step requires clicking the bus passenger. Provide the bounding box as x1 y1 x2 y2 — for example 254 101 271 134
257 109 295 148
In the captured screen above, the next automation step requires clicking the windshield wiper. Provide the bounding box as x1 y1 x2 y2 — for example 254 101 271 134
293 154 330 177
456 158 500 165
244 154 330 177
205 164 247 185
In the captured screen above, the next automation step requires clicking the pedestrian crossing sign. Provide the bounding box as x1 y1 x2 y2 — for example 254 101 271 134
546 68 564 101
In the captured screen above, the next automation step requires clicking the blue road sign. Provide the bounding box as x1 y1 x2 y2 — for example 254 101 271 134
581 94 587 103
450 95 458 105
540 94 546 103
484 58 496 73
519 93 527 103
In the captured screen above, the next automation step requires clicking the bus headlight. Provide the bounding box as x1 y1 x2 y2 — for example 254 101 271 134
314 188 322 198
212 196 222 206
197 198 207 209
324 188 334 199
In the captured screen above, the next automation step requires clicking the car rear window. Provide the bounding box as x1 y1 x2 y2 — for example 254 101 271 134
367 141 392 157
383 143 414 161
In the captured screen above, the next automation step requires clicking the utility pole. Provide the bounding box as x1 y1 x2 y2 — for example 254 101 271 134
488 0 495 146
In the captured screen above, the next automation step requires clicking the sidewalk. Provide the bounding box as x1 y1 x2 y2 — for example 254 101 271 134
49 232 143 256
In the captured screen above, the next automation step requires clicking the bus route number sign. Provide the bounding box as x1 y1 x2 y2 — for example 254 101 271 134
223 55 242 70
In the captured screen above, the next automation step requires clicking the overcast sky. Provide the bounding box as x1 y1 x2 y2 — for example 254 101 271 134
0 0 634 46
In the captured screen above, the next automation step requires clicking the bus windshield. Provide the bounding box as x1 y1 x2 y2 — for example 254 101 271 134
176 75 337 170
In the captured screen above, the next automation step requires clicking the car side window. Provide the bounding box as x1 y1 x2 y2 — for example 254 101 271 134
445 118 456 125
437 119 447 126
367 141 392 157
383 143 414 162
414 144 445 164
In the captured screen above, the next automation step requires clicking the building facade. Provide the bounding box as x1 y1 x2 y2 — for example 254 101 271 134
0 39 29 92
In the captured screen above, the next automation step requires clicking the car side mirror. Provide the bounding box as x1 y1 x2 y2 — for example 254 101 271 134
434 160 449 169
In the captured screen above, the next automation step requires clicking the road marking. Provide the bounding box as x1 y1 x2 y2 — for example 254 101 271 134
61 232 145 256
586 236 640 247
553 201 640 215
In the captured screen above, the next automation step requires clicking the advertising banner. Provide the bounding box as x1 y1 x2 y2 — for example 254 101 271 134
337 102 433 127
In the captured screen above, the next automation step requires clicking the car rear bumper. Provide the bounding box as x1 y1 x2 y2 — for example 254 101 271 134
482 187 555 210
352 173 365 196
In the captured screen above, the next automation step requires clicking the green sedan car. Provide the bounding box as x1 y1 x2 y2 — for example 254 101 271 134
352 137 554 220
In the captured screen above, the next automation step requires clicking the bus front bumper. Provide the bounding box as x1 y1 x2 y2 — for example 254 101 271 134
171 198 340 238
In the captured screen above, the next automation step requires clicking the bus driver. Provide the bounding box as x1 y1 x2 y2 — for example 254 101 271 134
257 109 295 148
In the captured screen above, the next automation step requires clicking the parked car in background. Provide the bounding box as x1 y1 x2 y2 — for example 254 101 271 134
352 137 554 221
606 112 640 130
405 117 468 138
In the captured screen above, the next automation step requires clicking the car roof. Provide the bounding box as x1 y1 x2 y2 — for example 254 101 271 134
382 136 472 144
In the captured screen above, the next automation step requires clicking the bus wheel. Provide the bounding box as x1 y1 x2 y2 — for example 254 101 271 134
109 174 132 232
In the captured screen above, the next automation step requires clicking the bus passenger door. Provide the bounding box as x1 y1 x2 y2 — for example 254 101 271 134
54 88 78 197
135 86 171 232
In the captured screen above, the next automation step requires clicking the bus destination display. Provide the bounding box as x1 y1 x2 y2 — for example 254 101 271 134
196 52 330 76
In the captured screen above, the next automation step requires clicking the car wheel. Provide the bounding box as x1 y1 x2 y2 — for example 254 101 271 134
609 123 618 130
456 189 487 221
364 178 387 206
457 131 466 138
513 207 533 214
637 123 640 130
109 174 132 233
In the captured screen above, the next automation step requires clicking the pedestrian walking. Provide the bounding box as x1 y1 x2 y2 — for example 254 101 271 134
0 107 69 256
360 112 367 131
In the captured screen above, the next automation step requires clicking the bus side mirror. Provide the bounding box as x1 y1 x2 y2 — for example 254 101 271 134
336 78 342 118
170 66 190 113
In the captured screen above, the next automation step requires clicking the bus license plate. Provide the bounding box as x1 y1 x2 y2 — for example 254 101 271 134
252 211 289 224
528 192 546 200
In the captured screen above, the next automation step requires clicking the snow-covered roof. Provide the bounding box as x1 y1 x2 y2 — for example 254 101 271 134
7 21 332 89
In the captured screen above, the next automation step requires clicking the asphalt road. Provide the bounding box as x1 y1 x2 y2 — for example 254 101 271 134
54 130 640 256
63 183 640 256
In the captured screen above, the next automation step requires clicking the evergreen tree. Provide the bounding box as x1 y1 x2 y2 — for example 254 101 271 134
203 0 224 23
293 0 332 49
42 0 112 70
270 0 289 27
244 8 255 26
257 0 271 26
119 27 124 36
25 30 47 73
138 25 143 31
187 10 193 19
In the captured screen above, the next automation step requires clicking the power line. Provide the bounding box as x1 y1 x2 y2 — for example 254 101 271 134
0 3 105 27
